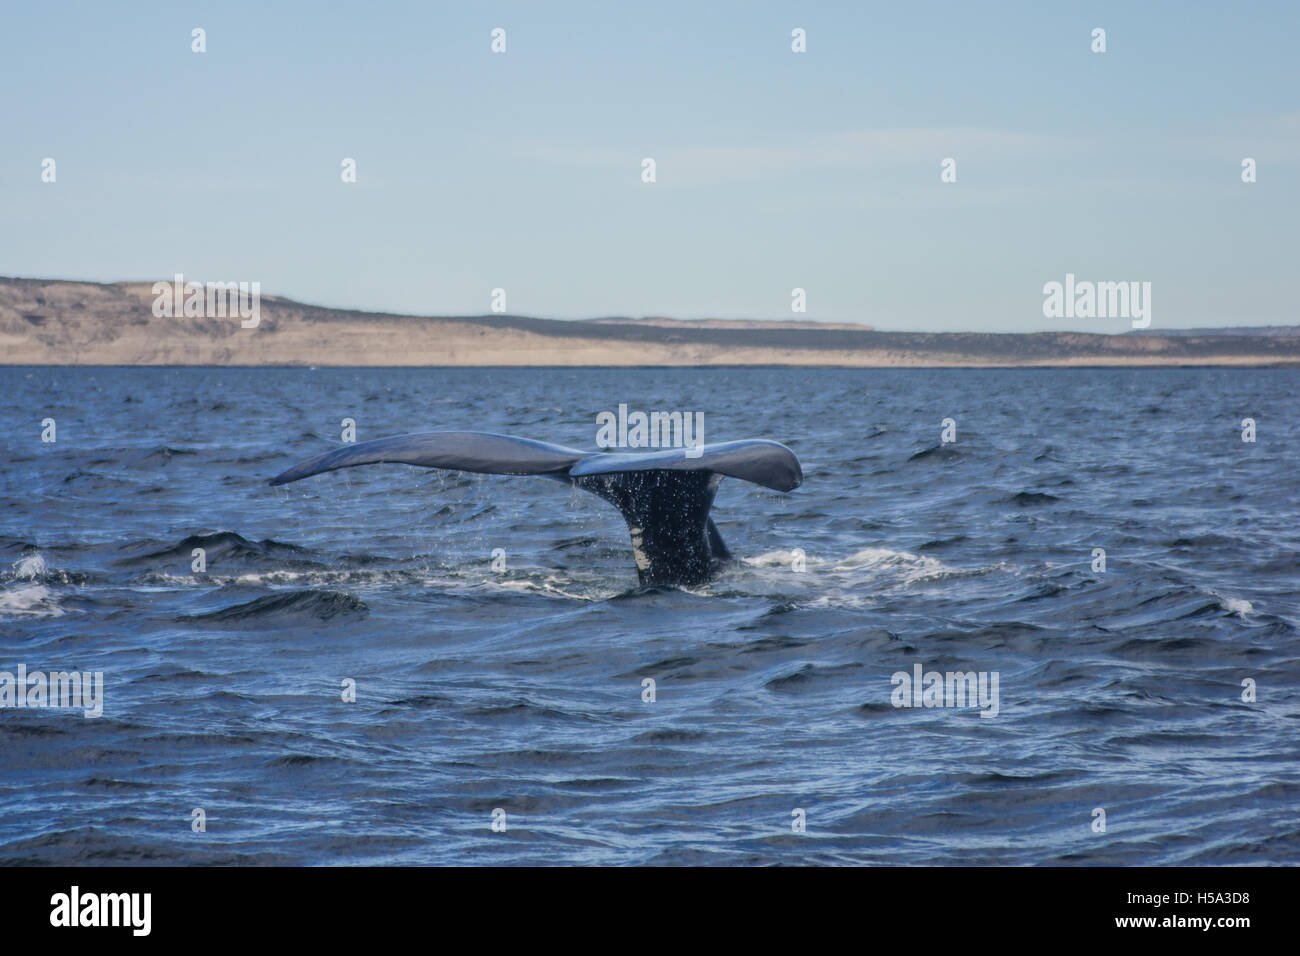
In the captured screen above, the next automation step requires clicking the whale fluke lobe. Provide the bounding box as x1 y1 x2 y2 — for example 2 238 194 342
268 430 802 587
567 440 802 493
267 431 587 486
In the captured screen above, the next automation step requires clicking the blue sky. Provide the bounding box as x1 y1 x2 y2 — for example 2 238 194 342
2 1 1296 331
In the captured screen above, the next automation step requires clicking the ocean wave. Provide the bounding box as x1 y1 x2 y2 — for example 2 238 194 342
183 588 369 625
119 531 320 570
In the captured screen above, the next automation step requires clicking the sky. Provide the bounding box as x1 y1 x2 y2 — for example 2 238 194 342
2 1 1297 332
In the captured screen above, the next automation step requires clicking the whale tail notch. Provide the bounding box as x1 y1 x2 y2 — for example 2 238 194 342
268 431 802 587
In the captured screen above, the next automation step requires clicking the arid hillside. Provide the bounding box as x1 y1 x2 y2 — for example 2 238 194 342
2 277 1298 367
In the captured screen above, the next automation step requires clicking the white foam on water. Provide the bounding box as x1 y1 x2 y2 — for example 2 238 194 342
1216 594 1253 616
144 545 986 609
474 573 603 602
0 583 64 618
1 553 64 618
147 566 612 604
745 546 954 582
830 547 953 583
731 544 982 608
12 553 46 579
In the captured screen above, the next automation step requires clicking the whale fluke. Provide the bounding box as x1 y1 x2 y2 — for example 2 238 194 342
269 430 802 587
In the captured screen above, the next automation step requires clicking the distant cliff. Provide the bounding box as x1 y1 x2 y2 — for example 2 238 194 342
2 277 1298 367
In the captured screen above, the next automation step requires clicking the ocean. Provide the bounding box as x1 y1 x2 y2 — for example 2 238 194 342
1 365 1296 864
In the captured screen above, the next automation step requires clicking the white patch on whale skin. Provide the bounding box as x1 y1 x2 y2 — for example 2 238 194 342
628 526 651 571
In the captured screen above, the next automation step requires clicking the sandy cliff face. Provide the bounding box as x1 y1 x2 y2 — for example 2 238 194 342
1 277 1297 367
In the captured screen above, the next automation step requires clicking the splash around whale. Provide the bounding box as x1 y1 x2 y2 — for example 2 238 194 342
268 431 803 587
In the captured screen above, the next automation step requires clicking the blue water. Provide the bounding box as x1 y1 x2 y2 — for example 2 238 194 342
1 366 1297 864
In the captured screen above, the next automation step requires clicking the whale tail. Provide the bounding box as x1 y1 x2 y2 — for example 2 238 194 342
571 469 730 586
268 431 802 587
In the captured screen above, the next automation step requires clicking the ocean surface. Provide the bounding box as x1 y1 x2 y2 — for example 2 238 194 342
1 366 1297 865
